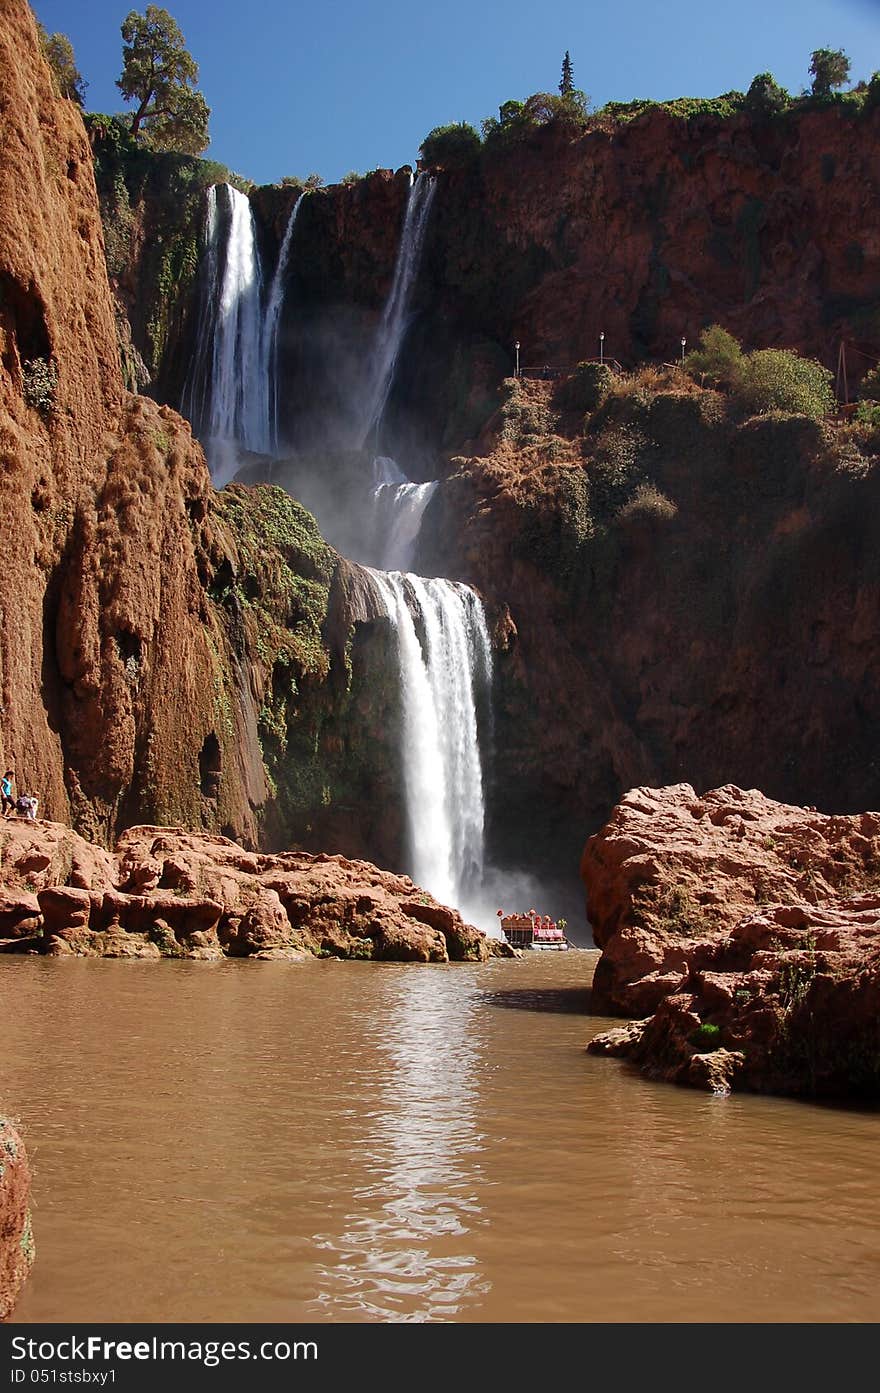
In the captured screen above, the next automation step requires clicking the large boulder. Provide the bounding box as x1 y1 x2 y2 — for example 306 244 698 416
583 784 880 1098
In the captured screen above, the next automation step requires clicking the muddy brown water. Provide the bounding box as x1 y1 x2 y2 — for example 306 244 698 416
2 953 878 1323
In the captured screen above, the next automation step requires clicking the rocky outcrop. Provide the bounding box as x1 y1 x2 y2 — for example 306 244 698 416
0 816 504 963
0 1117 33 1320
583 784 880 1098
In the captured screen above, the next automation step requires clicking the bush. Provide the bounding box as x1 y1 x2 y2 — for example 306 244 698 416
339 171 360 186
809 48 851 99
856 402 880 427
617 483 678 523
690 1023 722 1052
419 122 481 167
684 324 744 386
745 72 790 116
858 364 880 402
21 357 58 415
737 349 835 420
558 361 613 413
522 90 590 127
482 90 589 146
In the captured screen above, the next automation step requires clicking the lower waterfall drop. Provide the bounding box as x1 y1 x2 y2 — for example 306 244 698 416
368 569 492 914
370 458 438 571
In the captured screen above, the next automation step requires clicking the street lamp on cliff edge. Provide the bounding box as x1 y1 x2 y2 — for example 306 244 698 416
515 340 520 377
599 331 605 365
681 335 687 365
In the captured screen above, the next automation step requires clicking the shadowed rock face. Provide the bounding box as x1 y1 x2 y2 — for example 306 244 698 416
0 1118 33 1320
417 378 880 882
0 817 507 963
582 783 880 1099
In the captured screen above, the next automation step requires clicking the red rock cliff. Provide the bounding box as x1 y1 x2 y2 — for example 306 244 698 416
0 2 392 857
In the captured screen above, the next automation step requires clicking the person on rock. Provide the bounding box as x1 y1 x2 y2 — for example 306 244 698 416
14 792 38 821
1 770 14 817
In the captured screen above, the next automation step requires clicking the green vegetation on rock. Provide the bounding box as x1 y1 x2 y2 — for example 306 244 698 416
685 326 834 420
86 112 247 381
809 48 851 99
419 123 482 168
556 361 614 414
38 24 86 105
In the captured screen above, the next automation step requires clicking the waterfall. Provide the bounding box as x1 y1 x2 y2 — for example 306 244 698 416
370 458 438 571
184 183 304 482
368 569 492 910
263 192 306 453
357 174 436 449
206 184 269 477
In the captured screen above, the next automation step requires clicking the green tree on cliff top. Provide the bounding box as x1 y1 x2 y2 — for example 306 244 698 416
560 51 574 96
809 48 851 98
117 6 210 155
38 25 87 106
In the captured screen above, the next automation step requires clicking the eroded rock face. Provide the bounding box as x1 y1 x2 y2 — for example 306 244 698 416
0 3 400 864
0 818 505 963
0 1118 33 1320
582 784 880 1098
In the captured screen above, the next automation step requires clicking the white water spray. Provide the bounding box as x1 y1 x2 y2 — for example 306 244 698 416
368 569 492 912
263 192 306 452
357 175 436 449
370 458 438 571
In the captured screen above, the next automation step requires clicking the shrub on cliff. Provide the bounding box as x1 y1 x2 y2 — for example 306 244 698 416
737 349 834 420
809 48 851 99
745 72 790 116
557 361 613 413
523 90 590 127
482 90 589 146
684 330 834 420
616 483 678 524
38 25 87 105
684 325 744 387
21 357 58 415
858 364 880 402
419 123 481 167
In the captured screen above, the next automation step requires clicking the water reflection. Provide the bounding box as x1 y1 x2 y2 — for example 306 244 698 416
311 969 489 1320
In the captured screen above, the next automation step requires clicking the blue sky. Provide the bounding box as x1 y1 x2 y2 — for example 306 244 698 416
31 0 880 185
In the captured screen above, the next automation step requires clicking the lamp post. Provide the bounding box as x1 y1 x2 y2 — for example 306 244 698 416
680 335 687 366
599 331 605 365
515 340 520 377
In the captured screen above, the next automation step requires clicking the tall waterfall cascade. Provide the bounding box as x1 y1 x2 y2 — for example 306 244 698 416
181 174 499 929
183 183 305 481
368 569 492 913
357 174 436 449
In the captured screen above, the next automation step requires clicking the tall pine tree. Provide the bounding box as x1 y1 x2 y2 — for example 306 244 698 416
560 51 574 96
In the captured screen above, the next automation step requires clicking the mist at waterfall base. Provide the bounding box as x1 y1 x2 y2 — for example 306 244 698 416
182 178 588 942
